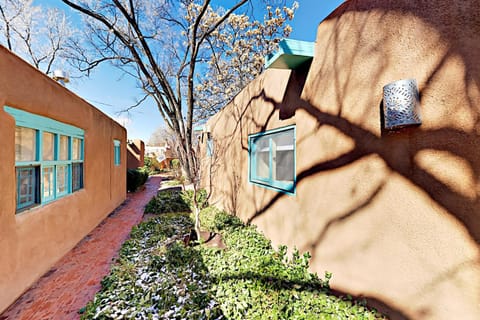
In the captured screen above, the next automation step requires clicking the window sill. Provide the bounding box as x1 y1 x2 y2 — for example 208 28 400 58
250 180 296 196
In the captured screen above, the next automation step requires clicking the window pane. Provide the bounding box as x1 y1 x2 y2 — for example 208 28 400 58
15 127 36 162
43 132 55 161
16 167 38 209
249 126 295 194
72 138 82 160
114 140 121 165
272 131 294 182
207 138 214 157
253 136 270 180
59 135 69 160
56 165 68 195
72 163 83 191
42 166 55 201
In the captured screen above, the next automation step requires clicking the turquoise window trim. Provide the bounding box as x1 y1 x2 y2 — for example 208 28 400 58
56 164 69 197
72 163 83 191
4 106 84 137
248 125 296 195
114 139 121 166
6 106 85 212
42 166 55 203
72 137 84 161
16 167 39 209
35 129 40 162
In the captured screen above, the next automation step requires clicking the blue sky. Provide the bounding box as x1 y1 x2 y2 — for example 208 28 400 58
37 0 344 142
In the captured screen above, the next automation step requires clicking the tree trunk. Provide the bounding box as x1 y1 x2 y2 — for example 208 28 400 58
192 186 201 241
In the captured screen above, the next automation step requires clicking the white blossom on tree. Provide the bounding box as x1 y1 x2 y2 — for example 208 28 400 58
60 0 296 238
195 3 298 120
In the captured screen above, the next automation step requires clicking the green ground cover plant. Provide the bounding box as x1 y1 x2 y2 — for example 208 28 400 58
144 189 209 215
81 205 386 319
162 179 183 187
144 190 191 214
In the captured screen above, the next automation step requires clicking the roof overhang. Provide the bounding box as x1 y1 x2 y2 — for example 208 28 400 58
264 39 315 70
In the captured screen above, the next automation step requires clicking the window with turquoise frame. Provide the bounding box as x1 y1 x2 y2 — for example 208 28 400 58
72 137 83 191
248 125 296 194
16 167 39 209
5 106 85 213
42 166 55 202
56 164 69 196
114 139 121 166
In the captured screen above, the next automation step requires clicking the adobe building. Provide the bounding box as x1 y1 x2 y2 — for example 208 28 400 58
0 46 126 312
145 143 177 169
127 139 145 169
200 0 480 319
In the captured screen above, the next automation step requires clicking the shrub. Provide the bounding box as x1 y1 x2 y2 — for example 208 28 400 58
212 210 243 231
144 190 191 214
171 159 180 169
181 189 208 210
143 156 162 174
126 168 149 192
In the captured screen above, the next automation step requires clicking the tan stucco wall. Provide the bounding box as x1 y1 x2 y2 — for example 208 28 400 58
201 1 480 319
0 47 126 312
127 139 145 169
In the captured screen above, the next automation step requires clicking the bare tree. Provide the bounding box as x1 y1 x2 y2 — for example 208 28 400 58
60 0 295 239
148 125 175 146
0 0 75 75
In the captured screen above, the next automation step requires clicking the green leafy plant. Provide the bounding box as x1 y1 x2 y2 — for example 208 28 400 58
144 190 191 214
81 209 386 319
162 179 183 187
143 156 162 174
181 189 209 211
171 159 180 169
126 168 149 192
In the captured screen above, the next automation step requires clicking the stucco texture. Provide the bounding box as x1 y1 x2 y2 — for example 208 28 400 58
201 0 480 319
0 47 126 313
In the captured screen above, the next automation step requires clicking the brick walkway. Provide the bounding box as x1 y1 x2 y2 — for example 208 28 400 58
0 176 162 320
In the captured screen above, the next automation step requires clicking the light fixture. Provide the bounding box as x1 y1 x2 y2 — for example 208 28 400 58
52 69 70 86
383 79 421 130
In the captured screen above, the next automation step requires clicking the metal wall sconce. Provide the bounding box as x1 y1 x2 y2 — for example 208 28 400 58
383 79 421 130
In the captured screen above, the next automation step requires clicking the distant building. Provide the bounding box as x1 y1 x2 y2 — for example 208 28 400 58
145 143 177 169
127 139 145 169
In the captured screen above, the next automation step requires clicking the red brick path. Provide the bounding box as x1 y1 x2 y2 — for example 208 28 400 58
0 176 162 320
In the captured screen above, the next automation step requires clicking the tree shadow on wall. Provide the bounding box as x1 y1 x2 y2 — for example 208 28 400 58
209 2 480 317
246 2 480 245
235 79 480 320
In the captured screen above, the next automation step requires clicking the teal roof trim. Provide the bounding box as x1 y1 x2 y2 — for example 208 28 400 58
4 106 84 137
264 39 315 70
